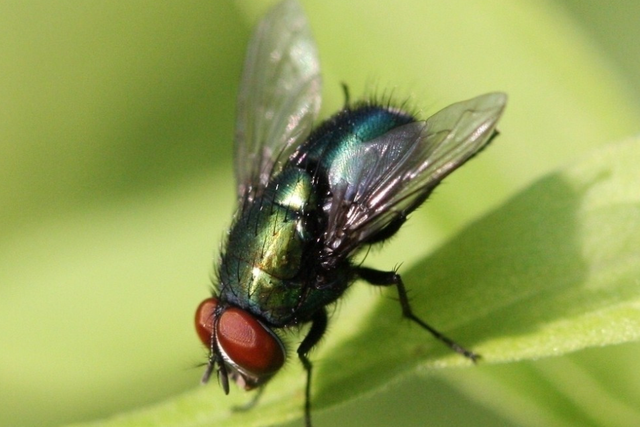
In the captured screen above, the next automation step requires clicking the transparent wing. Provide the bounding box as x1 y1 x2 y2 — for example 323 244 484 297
323 92 507 258
235 0 321 203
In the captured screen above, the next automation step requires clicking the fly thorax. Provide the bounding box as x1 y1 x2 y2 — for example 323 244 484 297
270 168 316 212
219 168 319 320
253 169 317 278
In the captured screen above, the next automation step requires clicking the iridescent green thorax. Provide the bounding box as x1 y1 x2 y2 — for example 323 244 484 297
218 166 348 326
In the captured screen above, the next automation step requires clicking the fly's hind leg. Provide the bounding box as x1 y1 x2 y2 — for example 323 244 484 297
363 213 407 245
355 266 479 362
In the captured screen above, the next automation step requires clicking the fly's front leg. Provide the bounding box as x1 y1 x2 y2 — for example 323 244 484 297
297 309 328 427
355 266 479 362
232 386 265 412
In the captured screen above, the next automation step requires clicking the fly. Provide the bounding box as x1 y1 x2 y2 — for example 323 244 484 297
195 1 507 426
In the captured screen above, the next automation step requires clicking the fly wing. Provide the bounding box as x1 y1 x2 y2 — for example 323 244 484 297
235 0 321 203
323 92 507 259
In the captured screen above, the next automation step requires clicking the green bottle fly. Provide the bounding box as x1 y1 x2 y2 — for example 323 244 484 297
195 1 507 426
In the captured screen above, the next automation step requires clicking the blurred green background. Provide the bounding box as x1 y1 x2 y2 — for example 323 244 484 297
2 1 640 426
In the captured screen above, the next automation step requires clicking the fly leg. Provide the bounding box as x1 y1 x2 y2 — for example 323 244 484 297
297 308 328 427
355 266 479 362
232 386 265 412
363 213 406 245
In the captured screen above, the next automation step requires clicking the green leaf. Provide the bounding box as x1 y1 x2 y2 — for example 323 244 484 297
63 136 640 427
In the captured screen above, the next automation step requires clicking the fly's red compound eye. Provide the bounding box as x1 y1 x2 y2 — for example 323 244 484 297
195 297 218 347
217 307 285 376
